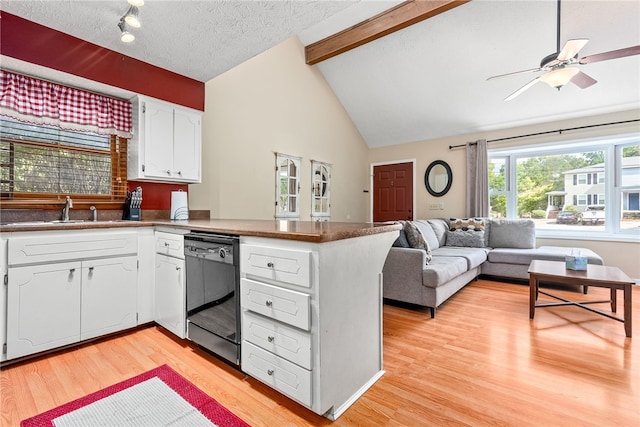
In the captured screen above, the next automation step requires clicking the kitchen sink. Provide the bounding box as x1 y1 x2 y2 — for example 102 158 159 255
4 220 85 226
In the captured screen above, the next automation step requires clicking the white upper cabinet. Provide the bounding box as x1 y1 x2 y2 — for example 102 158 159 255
128 96 201 183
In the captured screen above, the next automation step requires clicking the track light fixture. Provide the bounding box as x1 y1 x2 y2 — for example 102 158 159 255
118 19 135 43
118 1 143 43
123 5 141 28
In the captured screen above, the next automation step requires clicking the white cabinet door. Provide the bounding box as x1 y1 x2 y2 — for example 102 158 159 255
7 261 82 359
173 108 201 182
143 100 175 179
155 254 185 338
0 237 7 363
129 96 201 183
137 228 155 324
81 257 138 341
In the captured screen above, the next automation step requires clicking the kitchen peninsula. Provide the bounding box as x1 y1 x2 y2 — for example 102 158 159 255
0 219 400 420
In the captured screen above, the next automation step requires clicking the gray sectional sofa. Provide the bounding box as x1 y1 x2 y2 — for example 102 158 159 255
382 218 604 317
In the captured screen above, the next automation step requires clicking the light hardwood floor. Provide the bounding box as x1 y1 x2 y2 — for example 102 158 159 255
2 279 639 426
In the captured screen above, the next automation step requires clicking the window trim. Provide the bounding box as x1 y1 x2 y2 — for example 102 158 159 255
489 132 639 242
1 133 128 209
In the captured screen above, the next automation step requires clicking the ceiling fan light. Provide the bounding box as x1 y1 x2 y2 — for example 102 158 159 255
540 67 580 89
124 6 141 28
128 0 144 6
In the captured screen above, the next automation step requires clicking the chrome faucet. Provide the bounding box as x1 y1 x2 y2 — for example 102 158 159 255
90 205 97 222
62 196 73 222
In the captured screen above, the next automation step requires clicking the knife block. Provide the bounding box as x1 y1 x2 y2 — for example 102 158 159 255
122 205 140 221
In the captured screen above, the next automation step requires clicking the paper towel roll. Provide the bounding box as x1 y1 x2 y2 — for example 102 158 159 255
170 191 189 220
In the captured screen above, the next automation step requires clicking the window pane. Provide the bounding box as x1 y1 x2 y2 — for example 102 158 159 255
621 144 640 232
489 158 506 192
1 116 114 197
490 194 506 218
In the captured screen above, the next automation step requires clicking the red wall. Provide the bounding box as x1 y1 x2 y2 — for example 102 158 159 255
0 11 205 111
128 181 188 210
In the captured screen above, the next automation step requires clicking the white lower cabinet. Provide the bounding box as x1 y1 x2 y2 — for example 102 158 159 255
5 230 139 361
81 256 137 340
7 261 82 359
240 232 396 420
153 230 186 339
242 341 312 406
154 253 185 338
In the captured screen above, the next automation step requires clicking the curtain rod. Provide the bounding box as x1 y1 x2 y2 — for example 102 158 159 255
448 118 640 150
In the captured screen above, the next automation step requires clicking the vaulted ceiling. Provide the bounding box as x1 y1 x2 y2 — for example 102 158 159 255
2 0 639 148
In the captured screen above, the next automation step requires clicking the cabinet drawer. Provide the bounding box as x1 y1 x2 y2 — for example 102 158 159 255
155 231 184 259
8 231 138 266
242 341 312 407
241 244 311 288
242 310 311 369
241 278 310 331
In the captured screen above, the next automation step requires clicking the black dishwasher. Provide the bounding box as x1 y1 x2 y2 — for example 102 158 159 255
184 232 240 366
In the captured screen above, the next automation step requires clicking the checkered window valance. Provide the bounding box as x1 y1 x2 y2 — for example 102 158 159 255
0 70 132 138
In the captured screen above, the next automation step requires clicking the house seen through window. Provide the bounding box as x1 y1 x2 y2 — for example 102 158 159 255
489 135 640 237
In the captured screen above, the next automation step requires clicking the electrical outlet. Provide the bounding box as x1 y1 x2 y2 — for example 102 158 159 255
439 203 445 210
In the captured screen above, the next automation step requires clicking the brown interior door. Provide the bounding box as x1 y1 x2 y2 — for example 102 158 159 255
373 162 413 222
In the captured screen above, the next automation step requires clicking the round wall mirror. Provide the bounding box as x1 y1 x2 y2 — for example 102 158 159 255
424 160 452 197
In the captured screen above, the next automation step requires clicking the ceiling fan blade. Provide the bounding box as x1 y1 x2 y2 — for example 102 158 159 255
558 39 589 61
504 78 540 101
570 71 597 89
487 67 541 81
579 45 640 64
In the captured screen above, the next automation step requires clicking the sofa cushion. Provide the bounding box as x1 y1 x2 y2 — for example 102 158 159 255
486 246 603 266
397 221 432 264
422 256 469 288
427 218 449 247
488 219 536 249
433 247 489 269
414 220 440 251
445 230 486 248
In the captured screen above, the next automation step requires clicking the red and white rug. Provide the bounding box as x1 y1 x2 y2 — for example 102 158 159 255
21 364 250 427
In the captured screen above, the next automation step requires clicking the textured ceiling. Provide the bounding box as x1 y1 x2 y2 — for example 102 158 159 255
1 0 639 148
0 0 357 82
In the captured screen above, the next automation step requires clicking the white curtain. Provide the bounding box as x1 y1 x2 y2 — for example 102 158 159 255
465 139 489 217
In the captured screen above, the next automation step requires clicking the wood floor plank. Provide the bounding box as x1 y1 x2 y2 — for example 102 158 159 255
1 279 639 426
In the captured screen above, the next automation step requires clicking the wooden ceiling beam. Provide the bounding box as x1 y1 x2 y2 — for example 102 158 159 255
305 0 470 65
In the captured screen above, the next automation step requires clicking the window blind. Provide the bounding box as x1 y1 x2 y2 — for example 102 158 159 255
1 116 127 199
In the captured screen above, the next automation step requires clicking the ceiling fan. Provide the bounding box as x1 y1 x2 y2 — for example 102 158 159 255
487 0 640 101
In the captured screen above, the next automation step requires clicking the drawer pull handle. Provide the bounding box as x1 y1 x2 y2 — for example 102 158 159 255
69 268 76 274
267 336 275 342
267 262 274 268
265 300 273 307
164 242 170 247
267 369 274 376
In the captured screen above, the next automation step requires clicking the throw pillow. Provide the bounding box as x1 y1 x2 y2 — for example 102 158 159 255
449 217 486 231
402 221 432 264
488 219 536 249
392 222 410 248
445 230 486 248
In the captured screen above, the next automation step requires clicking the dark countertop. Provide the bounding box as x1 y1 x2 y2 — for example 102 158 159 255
0 219 401 243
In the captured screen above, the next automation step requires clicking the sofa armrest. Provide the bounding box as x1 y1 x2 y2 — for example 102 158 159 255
383 247 426 289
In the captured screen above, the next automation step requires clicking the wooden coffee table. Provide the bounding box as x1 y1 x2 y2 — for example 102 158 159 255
528 260 633 337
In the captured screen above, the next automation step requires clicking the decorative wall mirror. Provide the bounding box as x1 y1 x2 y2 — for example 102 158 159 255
424 160 452 197
275 153 301 219
311 160 331 221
